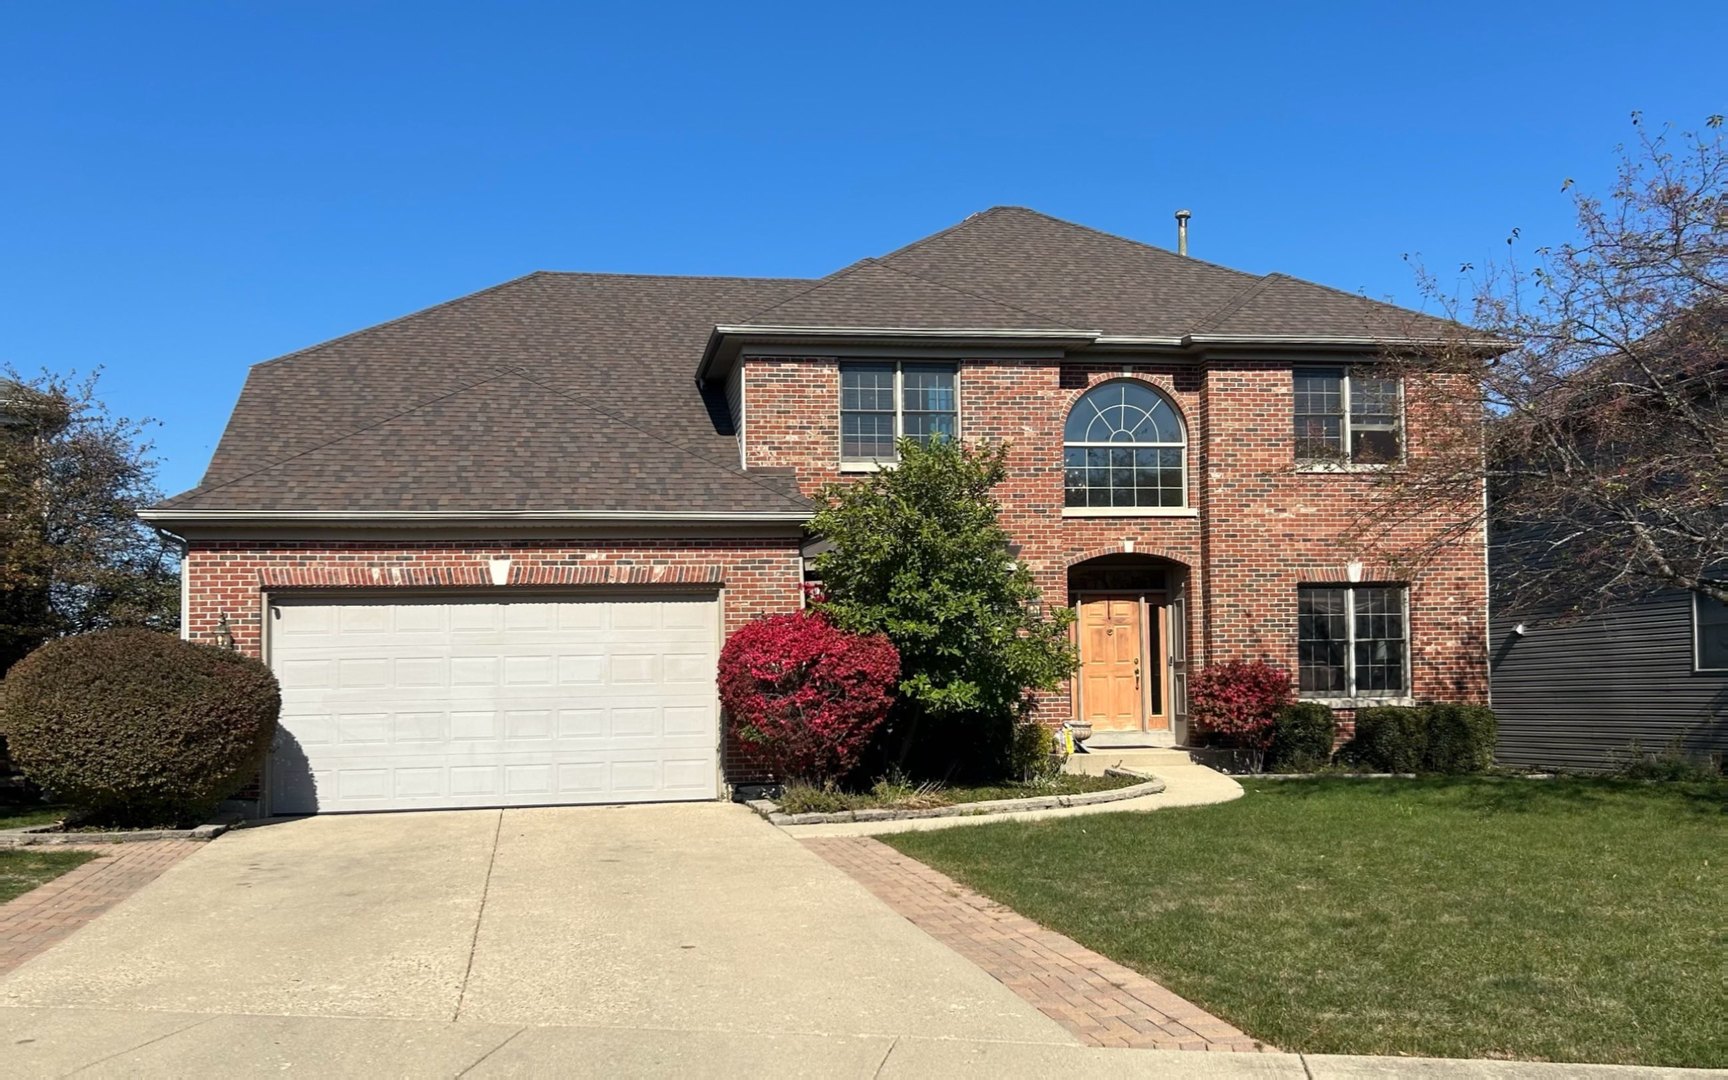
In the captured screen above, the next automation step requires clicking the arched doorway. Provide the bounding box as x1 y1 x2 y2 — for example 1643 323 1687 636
1067 554 1190 746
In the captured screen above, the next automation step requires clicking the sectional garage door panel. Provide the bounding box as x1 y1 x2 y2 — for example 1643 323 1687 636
267 596 721 813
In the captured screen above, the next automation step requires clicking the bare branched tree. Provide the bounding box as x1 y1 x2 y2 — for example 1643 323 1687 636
1350 115 1728 614
1 369 179 672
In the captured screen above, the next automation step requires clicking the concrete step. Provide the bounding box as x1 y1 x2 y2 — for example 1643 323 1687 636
1064 747 1195 775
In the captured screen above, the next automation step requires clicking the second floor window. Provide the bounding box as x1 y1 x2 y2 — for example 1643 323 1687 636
1063 379 1187 509
1294 367 1403 465
839 362 957 464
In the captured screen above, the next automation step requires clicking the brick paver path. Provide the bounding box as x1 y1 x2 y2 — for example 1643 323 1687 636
0 841 197 976
804 836 1270 1052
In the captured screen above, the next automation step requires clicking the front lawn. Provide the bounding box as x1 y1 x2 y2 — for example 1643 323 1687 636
0 804 71 831
0 848 97 904
886 776 1726 1068
778 772 1140 814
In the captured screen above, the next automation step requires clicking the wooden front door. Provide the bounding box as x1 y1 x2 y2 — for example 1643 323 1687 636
1079 596 1144 732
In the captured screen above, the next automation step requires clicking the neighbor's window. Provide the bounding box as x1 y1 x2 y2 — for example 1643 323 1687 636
1062 380 1187 509
1293 367 1403 464
1298 585 1408 697
839 362 957 464
1694 593 1728 671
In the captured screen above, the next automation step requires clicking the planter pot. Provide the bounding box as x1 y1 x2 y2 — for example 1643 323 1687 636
1065 721 1093 745
1189 746 1264 775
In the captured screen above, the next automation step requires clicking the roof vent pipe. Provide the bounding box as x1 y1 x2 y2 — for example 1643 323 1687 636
1175 209 1192 256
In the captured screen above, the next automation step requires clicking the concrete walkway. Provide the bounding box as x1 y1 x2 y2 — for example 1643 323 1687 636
2 1006 1719 1077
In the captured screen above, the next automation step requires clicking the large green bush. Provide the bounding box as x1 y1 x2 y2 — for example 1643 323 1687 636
0 629 279 825
1266 702 1337 772
1341 704 1497 774
1425 704 1497 773
1341 706 1428 773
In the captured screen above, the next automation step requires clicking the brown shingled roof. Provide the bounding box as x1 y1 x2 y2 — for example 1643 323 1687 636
155 207 1461 517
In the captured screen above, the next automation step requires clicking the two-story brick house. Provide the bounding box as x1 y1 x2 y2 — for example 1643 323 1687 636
145 207 1488 814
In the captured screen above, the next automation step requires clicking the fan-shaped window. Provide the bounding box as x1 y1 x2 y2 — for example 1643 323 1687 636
1063 381 1187 509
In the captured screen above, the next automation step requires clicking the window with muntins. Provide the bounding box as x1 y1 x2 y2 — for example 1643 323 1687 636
1062 380 1187 509
1694 593 1728 671
839 362 956 463
1298 585 1408 697
1293 367 1403 464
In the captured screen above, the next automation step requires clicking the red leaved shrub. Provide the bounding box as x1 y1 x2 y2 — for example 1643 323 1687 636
718 610 899 785
1189 660 1293 749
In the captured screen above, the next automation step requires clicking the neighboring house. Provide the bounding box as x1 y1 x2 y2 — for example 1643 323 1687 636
142 207 1490 814
1491 590 1728 770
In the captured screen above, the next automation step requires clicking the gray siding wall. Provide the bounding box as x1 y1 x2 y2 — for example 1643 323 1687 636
1490 591 1728 771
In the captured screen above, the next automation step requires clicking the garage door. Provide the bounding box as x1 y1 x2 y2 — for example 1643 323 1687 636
267 594 721 813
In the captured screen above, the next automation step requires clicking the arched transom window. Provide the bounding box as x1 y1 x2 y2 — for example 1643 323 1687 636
1063 380 1187 509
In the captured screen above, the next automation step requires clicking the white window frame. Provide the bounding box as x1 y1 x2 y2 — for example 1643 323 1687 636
838 360 960 471
1297 583 1413 703
1691 592 1728 672
1293 366 1406 470
1060 379 1190 515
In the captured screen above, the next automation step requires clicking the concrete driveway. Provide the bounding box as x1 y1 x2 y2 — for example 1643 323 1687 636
0 803 1076 1073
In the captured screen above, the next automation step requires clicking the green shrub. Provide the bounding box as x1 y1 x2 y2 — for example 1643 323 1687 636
1266 702 1337 772
1341 706 1428 773
0 629 279 826
1009 722 1063 783
1425 704 1497 773
1609 741 1725 781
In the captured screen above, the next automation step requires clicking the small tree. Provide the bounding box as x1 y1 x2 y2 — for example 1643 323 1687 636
1188 660 1294 749
810 438 1076 776
1 370 178 673
718 610 899 786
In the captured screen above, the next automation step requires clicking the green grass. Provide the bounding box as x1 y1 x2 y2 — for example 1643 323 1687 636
0 848 97 904
0 804 70 831
778 772 1140 814
885 776 1727 1068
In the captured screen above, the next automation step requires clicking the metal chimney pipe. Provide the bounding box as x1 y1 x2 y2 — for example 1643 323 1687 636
1175 209 1192 256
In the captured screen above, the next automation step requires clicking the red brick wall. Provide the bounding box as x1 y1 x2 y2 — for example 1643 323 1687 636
183 538 802 656
744 353 1490 723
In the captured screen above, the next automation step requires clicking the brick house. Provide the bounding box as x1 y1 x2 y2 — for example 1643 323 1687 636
144 207 1488 814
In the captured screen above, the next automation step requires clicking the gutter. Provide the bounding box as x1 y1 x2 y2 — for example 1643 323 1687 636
696 325 1509 382
138 509 814 525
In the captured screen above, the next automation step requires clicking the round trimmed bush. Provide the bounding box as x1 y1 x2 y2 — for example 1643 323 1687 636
0 629 279 825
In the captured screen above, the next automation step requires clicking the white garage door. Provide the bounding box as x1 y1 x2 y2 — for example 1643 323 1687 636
267 594 721 813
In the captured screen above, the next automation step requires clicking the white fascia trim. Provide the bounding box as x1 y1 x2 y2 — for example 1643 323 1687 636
139 509 813 524
715 324 1101 341
1181 333 1507 349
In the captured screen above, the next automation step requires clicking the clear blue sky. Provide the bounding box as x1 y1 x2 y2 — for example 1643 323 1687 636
4 2 1723 497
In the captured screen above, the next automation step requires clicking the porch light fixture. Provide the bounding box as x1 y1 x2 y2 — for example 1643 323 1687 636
214 613 235 651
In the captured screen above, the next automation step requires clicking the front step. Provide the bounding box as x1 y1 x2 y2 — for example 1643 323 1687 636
1064 746 1195 776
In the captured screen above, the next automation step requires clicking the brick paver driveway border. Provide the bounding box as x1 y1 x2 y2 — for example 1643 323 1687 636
0 841 197 975
804 835 1271 1052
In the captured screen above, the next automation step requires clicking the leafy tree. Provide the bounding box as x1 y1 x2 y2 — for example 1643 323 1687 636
1353 115 1728 613
1 370 178 673
810 437 1076 777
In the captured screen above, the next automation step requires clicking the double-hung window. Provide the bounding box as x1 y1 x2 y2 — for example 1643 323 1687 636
1298 585 1409 697
1293 367 1403 464
839 362 957 465
1694 593 1728 671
